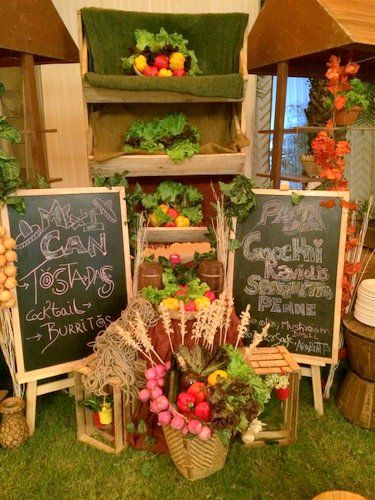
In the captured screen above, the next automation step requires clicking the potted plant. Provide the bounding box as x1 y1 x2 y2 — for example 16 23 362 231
265 373 290 400
323 56 369 126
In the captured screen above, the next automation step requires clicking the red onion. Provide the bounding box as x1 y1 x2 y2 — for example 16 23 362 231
158 411 171 426
137 389 150 402
150 387 163 400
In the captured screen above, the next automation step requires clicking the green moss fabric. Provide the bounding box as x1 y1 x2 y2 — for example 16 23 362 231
81 8 248 75
85 73 244 99
90 103 249 162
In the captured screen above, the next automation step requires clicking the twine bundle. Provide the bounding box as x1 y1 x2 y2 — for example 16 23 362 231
84 297 158 401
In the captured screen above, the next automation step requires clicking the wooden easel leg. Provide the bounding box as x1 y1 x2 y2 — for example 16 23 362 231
26 380 37 435
311 365 324 416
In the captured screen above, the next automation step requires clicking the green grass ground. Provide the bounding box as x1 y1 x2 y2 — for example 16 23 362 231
0 379 374 500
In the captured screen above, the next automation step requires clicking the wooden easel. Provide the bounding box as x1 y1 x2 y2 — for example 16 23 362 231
296 359 325 416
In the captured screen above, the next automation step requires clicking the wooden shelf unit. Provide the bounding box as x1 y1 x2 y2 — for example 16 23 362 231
90 152 246 178
146 226 209 243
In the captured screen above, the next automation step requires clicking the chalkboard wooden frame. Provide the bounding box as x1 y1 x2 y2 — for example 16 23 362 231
228 189 349 365
1 187 132 384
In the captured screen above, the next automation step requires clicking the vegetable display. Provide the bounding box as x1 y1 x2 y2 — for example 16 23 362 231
122 28 202 77
141 180 203 227
123 113 200 163
137 343 271 446
140 255 216 312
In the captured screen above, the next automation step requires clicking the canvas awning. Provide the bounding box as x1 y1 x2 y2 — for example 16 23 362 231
247 0 375 81
0 0 78 66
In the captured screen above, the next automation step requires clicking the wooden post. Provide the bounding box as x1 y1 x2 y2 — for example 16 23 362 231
271 61 289 188
20 53 49 181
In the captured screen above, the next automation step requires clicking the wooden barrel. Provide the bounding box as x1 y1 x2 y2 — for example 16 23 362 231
137 262 163 290
337 368 375 430
197 260 224 295
343 313 375 381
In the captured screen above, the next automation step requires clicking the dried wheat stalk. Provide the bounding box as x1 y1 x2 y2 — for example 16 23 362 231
133 311 164 365
223 293 234 345
132 212 147 296
203 298 226 351
248 323 270 354
159 305 174 352
235 304 251 349
178 301 187 345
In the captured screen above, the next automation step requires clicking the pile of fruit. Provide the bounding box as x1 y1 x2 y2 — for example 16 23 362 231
0 226 17 308
141 254 217 312
142 180 203 227
122 28 201 77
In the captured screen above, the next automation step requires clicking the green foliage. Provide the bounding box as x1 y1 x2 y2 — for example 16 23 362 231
219 175 256 221
291 192 304 205
123 113 200 163
140 180 203 225
92 172 143 253
122 27 202 76
36 175 51 189
0 116 21 143
224 345 271 408
345 78 369 110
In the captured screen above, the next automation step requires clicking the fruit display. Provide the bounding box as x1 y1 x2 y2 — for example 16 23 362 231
141 180 203 227
123 113 200 163
0 227 17 308
122 28 202 77
141 254 217 312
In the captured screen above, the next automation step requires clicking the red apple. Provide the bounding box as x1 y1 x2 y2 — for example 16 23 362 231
143 65 159 77
172 68 185 77
204 291 216 302
175 290 187 298
167 208 179 220
154 55 169 70
164 221 176 227
184 300 195 312
169 254 181 265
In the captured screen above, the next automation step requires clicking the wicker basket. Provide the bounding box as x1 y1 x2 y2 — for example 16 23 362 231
133 65 145 76
163 425 229 480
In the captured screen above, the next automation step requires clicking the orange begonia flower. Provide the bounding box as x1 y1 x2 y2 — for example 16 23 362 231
320 199 336 209
345 62 359 75
334 95 347 110
340 200 359 211
336 140 351 156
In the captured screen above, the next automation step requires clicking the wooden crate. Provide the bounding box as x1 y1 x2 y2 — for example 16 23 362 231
73 355 130 454
240 346 301 446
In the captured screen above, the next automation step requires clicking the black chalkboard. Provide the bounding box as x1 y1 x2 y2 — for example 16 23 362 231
3 188 131 380
232 190 348 363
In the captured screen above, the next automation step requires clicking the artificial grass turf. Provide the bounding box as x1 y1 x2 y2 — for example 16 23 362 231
1 379 374 500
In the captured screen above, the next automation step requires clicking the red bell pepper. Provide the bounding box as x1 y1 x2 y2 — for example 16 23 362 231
176 392 196 414
194 401 211 421
187 382 207 403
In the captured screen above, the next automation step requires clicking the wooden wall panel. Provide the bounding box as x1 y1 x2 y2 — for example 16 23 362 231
41 0 259 186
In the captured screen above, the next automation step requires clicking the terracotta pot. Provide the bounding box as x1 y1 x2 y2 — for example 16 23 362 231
300 155 320 177
274 387 290 400
334 106 363 126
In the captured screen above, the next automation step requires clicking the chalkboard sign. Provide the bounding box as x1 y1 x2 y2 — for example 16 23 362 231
2 188 131 382
231 190 348 364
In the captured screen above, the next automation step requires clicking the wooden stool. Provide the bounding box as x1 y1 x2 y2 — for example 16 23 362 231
313 490 366 500
241 346 301 446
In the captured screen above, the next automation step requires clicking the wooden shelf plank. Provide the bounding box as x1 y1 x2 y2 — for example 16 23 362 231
90 153 246 177
146 226 210 243
83 81 246 104
258 126 375 135
257 172 320 183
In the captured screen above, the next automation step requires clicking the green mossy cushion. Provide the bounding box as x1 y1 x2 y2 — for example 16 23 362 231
81 8 248 99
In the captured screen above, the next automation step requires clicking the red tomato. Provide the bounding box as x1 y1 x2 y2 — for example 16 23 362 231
143 65 159 77
164 221 176 227
154 55 169 70
167 208 179 220
172 68 185 77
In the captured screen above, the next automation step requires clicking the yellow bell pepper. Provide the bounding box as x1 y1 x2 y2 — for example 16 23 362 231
169 52 185 71
207 370 228 387
158 68 173 77
194 296 211 311
134 55 147 72
175 215 190 227
160 297 180 311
